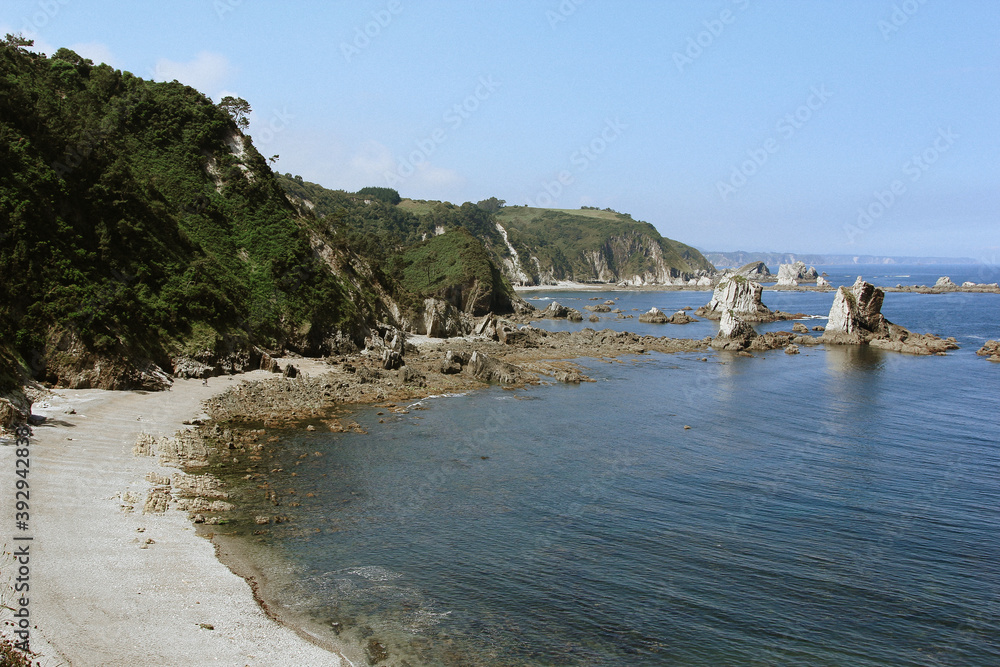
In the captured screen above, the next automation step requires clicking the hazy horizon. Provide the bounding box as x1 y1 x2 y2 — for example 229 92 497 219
5 1 997 261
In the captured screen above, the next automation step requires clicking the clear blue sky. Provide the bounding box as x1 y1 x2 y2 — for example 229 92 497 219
4 0 998 259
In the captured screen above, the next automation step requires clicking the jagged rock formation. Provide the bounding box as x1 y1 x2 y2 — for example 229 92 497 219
711 310 760 350
696 278 773 321
934 276 957 289
735 261 772 280
821 277 960 355
540 302 584 321
776 261 819 286
977 340 1000 362
416 298 469 338
816 276 831 287
467 351 522 384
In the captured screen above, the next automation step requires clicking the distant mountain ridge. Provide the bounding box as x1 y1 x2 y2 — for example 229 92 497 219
704 251 976 268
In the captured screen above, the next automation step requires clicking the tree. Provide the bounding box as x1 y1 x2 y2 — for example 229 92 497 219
219 96 251 130
476 197 505 214
2 33 33 50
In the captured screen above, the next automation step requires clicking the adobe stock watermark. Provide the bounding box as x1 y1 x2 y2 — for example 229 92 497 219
14 0 70 37
878 0 930 41
341 1 403 63
673 0 751 74
384 75 501 188
546 0 585 29
844 127 958 243
716 85 833 201
250 107 294 148
213 0 244 21
525 117 627 208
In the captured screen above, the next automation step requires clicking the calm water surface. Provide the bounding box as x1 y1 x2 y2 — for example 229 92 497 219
247 266 1000 665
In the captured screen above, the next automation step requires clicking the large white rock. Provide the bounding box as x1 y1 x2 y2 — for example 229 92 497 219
823 276 889 339
699 278 773 321
777 261 819 285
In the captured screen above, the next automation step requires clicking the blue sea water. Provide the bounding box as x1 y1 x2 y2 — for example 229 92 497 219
254 265 1000 665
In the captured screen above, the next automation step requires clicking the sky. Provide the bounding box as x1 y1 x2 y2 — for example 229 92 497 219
4 0 998 259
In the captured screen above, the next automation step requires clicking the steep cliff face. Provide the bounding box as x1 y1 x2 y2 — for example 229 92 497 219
494 207 714 286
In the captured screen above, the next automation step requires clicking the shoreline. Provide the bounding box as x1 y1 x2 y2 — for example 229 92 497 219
0 371 362 666
1 294 986 664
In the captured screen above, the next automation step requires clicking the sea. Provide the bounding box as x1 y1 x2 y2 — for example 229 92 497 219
236 265 1000 666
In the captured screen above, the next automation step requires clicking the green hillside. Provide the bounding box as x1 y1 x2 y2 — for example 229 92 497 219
495 206 715 284
0 40 361 392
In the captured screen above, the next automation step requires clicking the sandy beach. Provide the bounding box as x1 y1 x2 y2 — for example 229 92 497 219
0 369 362 666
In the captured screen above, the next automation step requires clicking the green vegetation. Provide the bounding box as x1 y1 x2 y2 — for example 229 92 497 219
495 207 714 283
396 228 515 314
0 40 357 387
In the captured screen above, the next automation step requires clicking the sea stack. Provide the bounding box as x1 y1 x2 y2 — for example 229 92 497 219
697 277 773 321
821 277 960 355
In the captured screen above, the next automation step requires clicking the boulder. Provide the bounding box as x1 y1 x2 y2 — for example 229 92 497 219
785 345 800 355
776 261 819 285
638 307 669 323
541 301 584 321
667 311 697 324
816 276 831 287
466 351 522 384
0 389 30 430
697 278 773 321
792 322 809 334
585 304 612 313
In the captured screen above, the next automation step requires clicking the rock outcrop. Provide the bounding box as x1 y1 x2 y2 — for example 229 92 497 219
821 277 960 355
467 351 522 384
776 261 819 286
711 310 760 350
0 389 30 430
934 276 957 289
696 278 773 321
977 340 1000 362
540 301 584 321
417 298 469 338
731 261 772 281
638 307 670 323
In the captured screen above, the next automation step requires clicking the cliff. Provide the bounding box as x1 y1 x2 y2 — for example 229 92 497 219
491 207 715 286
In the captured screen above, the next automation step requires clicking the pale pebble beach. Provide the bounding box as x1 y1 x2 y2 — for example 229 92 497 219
0 371 362 666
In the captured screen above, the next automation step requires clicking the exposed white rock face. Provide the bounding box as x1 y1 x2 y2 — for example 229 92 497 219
934 276 957 288
495 222 532 285
824 277 889 339
777 261 819 285
719 309 757 338
816 276 831 287
698 278 772 321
